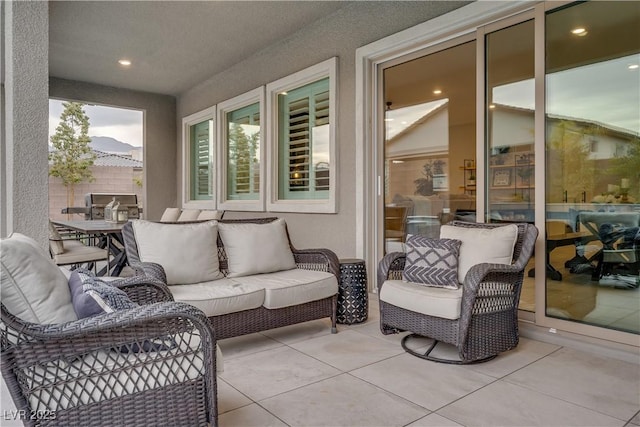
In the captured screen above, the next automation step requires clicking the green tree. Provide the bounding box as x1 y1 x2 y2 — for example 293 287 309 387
49 102 96 210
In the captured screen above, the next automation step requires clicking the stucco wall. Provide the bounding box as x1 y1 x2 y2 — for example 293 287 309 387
49 78 176 221
1 1 49 247
177 1 469 257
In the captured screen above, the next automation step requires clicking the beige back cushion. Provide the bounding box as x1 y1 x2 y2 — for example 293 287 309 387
160 208 182 222
218 218 296 278
177 209 201 222
1 233 77 324
132 220 223 285
197 210 223 220
440 224 518 284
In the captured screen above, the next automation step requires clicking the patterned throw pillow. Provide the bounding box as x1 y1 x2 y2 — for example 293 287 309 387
68 269 138 318
402 235 461 289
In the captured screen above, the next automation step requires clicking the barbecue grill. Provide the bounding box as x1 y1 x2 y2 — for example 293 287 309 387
84 193 140 220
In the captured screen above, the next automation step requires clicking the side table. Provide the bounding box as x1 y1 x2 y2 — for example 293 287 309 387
337 258 368 324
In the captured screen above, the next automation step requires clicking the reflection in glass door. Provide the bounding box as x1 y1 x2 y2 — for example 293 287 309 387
383 41 477 254
485 20 535 311
545 2 640 334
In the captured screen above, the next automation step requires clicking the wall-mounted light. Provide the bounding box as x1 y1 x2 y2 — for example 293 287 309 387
433 89 442 95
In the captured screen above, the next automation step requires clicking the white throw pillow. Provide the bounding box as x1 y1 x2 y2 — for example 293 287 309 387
131 220 223 285
177 209 201 222
160 208 181 222
0 233 78 324
440 224 518 284
218 219 296 278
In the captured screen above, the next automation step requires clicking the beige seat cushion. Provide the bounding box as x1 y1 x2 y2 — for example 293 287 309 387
52 240 108 265
379 279 463 320
0 233 78 324
232 269 338 309
169 278 264 317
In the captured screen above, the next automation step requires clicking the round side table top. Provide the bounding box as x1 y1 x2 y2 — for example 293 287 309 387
339 258 365 264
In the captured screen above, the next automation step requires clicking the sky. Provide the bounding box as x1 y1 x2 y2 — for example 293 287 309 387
49 99 144 147
493 54 640 134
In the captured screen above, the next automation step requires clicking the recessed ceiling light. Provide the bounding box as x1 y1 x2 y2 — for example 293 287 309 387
629 64 639 70
489 104 496 109
118 59 132 66
571 27 587 36
433 89 442 95
384 118 394 122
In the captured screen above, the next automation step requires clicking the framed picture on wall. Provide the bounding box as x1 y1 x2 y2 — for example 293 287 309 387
492 168 512 187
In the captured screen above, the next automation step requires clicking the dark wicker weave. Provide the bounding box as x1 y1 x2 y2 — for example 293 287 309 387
1 277 217 427
122 217 340 340
377 221 538 363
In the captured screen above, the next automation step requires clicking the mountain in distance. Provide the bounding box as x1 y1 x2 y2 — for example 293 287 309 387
90 136 137 153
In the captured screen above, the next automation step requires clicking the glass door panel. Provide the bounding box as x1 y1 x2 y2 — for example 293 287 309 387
383 41 477 253
485 19 535 310
545 1 640 334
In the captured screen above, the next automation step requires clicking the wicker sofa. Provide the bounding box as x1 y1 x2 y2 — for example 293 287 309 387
1 233 217 426
122 217 340 340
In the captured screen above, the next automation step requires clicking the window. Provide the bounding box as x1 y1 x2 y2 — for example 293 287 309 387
182 106 215 208
217 88 265 211
267 58 337 213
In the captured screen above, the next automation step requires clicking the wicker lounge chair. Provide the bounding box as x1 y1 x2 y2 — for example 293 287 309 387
1 233 218 426
377 221 537 364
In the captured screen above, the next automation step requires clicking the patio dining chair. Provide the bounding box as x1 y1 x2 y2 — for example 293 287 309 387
377 221 537 364
48 220 109 274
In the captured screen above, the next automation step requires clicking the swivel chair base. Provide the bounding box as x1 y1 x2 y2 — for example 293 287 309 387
401 334 497 365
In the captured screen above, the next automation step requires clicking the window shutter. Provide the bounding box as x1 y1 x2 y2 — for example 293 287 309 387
192 120 212 200
287 97 310 192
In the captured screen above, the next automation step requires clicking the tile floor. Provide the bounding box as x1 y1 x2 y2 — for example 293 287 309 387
1 293 639 427
215 294 640 427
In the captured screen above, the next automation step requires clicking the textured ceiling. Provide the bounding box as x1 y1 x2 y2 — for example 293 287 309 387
49 1 350 96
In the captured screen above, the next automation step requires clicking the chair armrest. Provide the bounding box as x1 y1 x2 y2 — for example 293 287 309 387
109 275 174 304
377 252 406 292
292 248 341 280
127 260 168 283
2 301 210 344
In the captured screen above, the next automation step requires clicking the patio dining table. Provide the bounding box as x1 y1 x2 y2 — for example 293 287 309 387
50 219 129 276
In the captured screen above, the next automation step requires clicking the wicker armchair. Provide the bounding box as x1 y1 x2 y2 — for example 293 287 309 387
377 221 538 364
1 235 217 426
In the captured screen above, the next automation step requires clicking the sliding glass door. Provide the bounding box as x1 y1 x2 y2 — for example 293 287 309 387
376 1 639 341
545 1 640 334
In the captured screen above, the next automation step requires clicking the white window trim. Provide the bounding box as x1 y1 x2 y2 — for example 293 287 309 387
181 105 217 209
216 87 265 211
266 57 338 213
